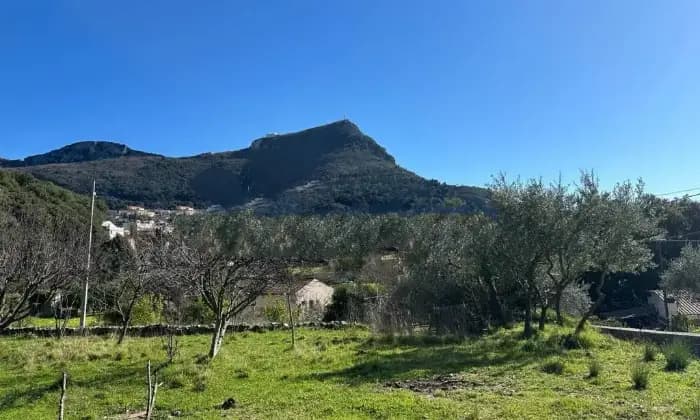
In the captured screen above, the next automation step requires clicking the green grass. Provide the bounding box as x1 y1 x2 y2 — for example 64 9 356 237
0 325 698 419
11 316 100 328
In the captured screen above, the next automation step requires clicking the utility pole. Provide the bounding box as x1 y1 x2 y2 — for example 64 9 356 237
80 180 96 331
657 241 670 329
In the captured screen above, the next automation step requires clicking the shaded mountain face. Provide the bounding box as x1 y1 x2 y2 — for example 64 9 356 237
0 141 156 167
9 120 490 214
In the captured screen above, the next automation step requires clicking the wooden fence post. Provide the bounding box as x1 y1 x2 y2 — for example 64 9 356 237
58 371 67 420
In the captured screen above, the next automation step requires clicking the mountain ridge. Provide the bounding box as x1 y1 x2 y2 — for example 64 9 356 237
6 120 490 214
0 141 157 168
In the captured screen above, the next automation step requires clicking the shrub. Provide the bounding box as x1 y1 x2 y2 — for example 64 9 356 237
521 340 537 353
671 314 690 332
263 301 288 323
166 373 187 389
688 399 700 420
561 332 596 350
521 336 561 356
421 335 444 346
193 374 207 392
631 363 649 390
99 295 164 326
576 331 598 349
588 359 601 378
131 294 164 325
643 344 657 362
663 341 692 371
100 311 121 326
542 359 565 375
182 298 215 324
323 283 384 323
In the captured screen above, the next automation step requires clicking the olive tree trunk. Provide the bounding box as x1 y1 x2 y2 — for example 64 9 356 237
575 271 608 336
538 305 548 331
209 316 227 359
553 288 564 325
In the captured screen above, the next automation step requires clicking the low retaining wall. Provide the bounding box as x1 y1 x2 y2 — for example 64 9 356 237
1 321 360 338
593 325 700 356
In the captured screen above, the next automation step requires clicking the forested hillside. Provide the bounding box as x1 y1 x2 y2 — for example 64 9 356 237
0 170 104 225
6 120 490 214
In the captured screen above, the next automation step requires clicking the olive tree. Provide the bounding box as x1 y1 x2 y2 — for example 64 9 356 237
543 178 596 325
573 175 656 336
489 175 557 337
405 214 492 332
662 244 700 292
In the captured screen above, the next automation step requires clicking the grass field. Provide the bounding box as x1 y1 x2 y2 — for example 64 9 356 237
11 316 101 328
0 324 698 419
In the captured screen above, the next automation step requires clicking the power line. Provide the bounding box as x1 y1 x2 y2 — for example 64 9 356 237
657 187 700 196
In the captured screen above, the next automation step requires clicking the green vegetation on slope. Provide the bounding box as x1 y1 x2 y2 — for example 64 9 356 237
9 121 490 213
0 170 105 225
0 326 698 419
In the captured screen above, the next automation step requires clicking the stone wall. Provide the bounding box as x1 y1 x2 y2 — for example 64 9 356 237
0 321 361 338
594 325 700 356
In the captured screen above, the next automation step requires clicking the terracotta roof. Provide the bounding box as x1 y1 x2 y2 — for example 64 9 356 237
650 290 700 316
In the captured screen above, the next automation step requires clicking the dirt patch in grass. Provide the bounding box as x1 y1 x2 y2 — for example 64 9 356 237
385 373 516 396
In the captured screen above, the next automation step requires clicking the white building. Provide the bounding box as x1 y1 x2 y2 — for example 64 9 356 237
101 221 126 240
295 279 335 311
136 220 157 232
244 279 335 322
176 206 196 216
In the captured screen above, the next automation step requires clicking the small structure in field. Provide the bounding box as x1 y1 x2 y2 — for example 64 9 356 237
246 279 335 322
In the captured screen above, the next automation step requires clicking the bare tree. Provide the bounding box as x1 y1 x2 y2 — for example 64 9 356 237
172 214 283 359
0 211 81 330
94 233 169 344
53 292 79 339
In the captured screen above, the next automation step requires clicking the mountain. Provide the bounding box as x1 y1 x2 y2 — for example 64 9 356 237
0 141 156 167
7 120 490 214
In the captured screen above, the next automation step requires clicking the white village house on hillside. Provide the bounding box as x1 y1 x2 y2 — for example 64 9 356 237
101 221 126 240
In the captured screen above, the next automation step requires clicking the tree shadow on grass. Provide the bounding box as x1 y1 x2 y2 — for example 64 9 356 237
0 362 146 410
302 330 564 385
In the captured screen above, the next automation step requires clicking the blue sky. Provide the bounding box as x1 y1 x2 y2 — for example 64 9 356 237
1 1 699 195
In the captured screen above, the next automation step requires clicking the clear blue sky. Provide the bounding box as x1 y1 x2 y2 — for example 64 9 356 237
2 1 699 195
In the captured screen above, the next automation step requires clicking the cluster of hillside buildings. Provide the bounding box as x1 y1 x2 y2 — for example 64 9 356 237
100 205 205 239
